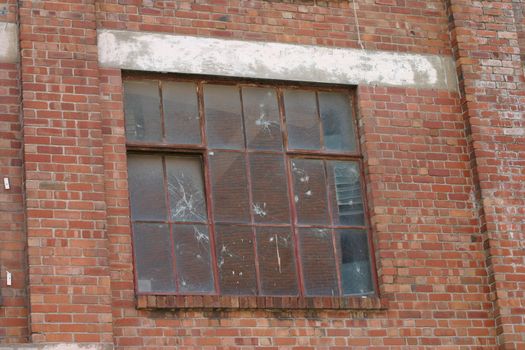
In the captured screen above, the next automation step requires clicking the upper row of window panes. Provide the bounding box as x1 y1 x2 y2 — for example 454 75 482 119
123 80 357 152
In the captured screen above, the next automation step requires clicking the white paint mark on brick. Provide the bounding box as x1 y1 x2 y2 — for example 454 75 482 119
503 128 525 136
0 22 18 63
98 29 458 91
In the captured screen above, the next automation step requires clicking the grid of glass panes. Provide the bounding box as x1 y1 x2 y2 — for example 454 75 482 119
124 77 375 297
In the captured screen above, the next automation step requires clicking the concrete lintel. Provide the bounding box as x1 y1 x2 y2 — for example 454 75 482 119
0 21 18 63
98 29 458 91
0 344 112 350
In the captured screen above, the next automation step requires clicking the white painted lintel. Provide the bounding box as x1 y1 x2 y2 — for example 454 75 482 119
98 29 458 91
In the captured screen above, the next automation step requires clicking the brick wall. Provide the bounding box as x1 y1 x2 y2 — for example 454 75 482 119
0 0 523 349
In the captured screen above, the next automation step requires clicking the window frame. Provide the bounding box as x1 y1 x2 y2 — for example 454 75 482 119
124 72 382 309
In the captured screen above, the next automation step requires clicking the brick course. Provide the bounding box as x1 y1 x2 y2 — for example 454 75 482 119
0 0 524 349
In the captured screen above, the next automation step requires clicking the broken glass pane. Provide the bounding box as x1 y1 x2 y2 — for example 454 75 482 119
319 92 357 152
327 161 365 226
173 224 214 293
215 224 257 295
166 156 207 223
336 229 374 295
209 151 251 223
299 228 339 296
283 89 321 150
124 80 162 142
291 158 329 225
256 227 298 295
250 154 290 224
163 82 201 145
204 84 245 149
242 87 283 150
127 154 167 221
133 223 175 293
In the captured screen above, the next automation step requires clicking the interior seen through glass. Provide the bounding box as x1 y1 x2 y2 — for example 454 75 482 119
124 79 373 296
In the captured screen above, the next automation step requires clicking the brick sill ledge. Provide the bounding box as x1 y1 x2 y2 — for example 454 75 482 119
136 294 386 310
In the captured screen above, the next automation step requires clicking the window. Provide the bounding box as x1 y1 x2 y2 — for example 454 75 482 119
124 75 375 303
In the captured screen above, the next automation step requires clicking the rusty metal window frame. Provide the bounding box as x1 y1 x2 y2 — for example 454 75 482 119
123 72 379 304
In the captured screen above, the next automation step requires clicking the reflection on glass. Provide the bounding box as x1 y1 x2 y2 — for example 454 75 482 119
319 92 356 152
284 89 321 150
337 229 373 295
163 82 201 145
124 80 162 142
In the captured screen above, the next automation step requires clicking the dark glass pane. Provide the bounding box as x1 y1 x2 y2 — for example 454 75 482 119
283 89 320 150
291 158 329 225
327 161 365 226
250 154 290 224
163 82 201 145
242 87 283 150
256 227 298 296
299 228 339 296
127 154 167 221
123 80 162 142
215 224 257 295
173 224 214 293
336 229 374 295
204 84 244 149
209 152 250 223
166 156 207 223
133 223 175 293
319 92 357 152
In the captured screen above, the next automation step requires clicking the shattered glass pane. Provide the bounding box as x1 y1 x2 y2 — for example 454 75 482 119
215 224 257 295
204 84 245 149
256 227 298 295
166 156 207 223
291 158 329 225
174 224 214 293
336 229 374 295
209 151 251 223
127 154 167 221
319 92 357 152
299 228 339 296
163 82 202 145
327 161 365 226
250 154 290 224
242 87 283 150
283 89 321 150
124 80 162 142
133 223 176 293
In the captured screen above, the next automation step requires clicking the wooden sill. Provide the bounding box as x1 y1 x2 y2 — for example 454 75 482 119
136 294 386 310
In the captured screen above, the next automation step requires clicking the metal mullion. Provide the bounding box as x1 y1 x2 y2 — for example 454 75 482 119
239 85 262 296
323 159 343 296
159 80 166 143
316 91 326 151
286 149 362 160
279 87 305 297
162 156 179 293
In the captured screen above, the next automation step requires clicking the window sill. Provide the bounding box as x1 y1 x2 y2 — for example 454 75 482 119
136 294 386 310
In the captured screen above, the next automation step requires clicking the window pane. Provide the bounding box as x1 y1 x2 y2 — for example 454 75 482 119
163 82 201 145
133 223 175 293
327 161 365 226
173 224 214 293
215 224 257 295
127 154 167 221
291 158 329 225
204 84 244 149
250 154 290 224
319 92 356 152
242 87 283 150
299 228 339 296
283 89 320 150
336 229 374 295
166 156 207 223
256 227 298 296
209 152 250 223
124 80 162 142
